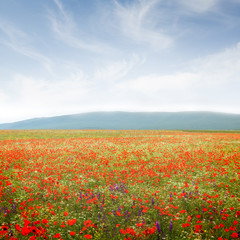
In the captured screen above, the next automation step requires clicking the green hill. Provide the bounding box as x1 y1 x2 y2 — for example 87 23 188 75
0 111 239 130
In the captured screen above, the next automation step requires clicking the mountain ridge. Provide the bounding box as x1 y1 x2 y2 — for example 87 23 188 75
0 111 239 130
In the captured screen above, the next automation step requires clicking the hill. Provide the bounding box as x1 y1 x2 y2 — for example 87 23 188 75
0 111 239 130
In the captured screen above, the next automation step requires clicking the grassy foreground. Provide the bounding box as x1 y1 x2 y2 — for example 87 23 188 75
0 130 239 240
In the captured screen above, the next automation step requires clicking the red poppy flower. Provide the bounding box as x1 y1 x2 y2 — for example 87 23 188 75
182 223 190 228
15 224 21 232
84 220 92 228
231 233 239 238
53 233 61 238
21 226 31 236
84 234 92 239
67 219 77 226
42 219 48 224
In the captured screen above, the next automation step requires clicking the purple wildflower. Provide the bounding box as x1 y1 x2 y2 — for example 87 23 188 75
169 220 173 232
156 221 161 233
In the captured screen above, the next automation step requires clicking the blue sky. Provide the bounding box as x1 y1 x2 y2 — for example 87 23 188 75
0 0 240 123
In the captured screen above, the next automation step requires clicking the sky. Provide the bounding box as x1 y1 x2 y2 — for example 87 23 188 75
0 0 240 123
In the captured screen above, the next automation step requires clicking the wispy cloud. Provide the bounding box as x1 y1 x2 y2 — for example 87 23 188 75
0 21 26 40
7 42 53 74
179 0 220 13
49 0 114 53
52 0 69 20
0 21 54 73
94 54 144 82
114 0 172 50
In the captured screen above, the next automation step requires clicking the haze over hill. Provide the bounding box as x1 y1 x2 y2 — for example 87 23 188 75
0 112 239 130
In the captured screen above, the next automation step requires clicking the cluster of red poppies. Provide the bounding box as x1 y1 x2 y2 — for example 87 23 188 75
0 130 239 239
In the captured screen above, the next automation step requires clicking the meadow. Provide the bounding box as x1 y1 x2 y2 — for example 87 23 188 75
0 130 239 240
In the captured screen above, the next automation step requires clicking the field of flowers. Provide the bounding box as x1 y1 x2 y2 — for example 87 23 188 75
0 130 239 240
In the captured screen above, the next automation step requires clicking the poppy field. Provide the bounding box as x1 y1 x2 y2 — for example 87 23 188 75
0 130 240 240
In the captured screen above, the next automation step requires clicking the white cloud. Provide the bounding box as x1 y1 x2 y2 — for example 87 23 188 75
114 0 172 50
190 43 240 86
0 90 7 102
115 42 240 112
118 72 197 94
12 72 89 104
0 72 91 122
236 41 240 49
